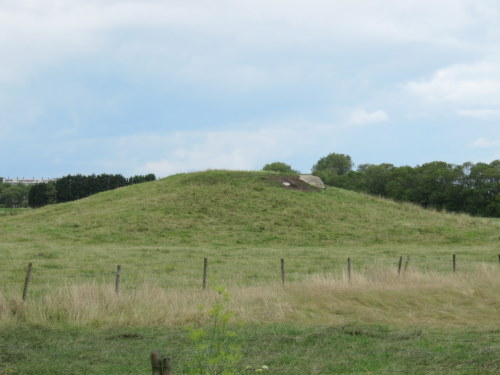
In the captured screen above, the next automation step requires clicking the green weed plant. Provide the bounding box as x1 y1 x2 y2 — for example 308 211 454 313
186 288 242 375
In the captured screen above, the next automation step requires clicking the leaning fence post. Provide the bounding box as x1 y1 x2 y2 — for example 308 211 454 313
151 351 173 375
397 256 403 275
115 265 121 295
22 262 33 301
281 258 285 285
347 258 352 282
202 258 208 290
452 254 456 273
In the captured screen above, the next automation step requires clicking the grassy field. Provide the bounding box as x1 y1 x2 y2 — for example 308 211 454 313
0 170 499 374
2 323 499 375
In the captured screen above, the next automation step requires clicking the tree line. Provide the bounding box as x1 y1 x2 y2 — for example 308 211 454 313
264 153 500 217
28 173 156 208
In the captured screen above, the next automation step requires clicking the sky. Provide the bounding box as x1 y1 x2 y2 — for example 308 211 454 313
1 0 500 179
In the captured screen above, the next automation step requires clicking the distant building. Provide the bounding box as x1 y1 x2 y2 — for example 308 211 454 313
2 178 57 186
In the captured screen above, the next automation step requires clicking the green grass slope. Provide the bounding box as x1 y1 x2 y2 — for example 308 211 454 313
0 170 498 248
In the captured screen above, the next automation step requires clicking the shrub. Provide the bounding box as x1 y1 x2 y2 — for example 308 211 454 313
262 162 298 174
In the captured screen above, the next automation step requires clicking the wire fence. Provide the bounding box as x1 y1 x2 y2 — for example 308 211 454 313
0 252 499 301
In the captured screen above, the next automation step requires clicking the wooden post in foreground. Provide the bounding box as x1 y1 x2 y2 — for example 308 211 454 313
452 254 456 273
347 258 352 282
397 256 403 275
22 262 33 301
202 258 208 290
281 258 285 285
115 265 121 295
151 351 172 375
498 254 499 264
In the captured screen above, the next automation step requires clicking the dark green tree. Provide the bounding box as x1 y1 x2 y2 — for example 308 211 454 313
362 163 394 196
28 182 56 208
54 173 155 205
28 183 49 207
55 175 73 202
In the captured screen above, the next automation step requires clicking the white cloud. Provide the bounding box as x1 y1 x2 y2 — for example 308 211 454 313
405 60 500 106
8 97 396 176
132 113 392 176
103 122 332 176
140 130 288 175
1 0 500 87
457 109 500 119
348 108 389 126
470 138 500 149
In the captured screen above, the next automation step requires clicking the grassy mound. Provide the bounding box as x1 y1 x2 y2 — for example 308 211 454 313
0 170 498 248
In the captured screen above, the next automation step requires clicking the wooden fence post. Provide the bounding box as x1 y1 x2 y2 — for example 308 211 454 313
115 265 121 295
452 254 456 273
162 356 172 375
22 262 32 301
498 254 499 264
347 258 352 282
203 258 208 290
397 256 403 275
151 351 172 375
403 256 410 273
281 258 285 285
151 351 161 375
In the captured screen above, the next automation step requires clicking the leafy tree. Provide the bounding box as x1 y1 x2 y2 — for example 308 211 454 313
385 166 418 202
463 162 500 216
362 163 394 196
262 162 297 174
312 153 353 185
413 162 461 211
0 185 29 208
312 153 353 176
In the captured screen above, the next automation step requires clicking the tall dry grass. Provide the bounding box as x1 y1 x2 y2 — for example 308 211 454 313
1 264 498 328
